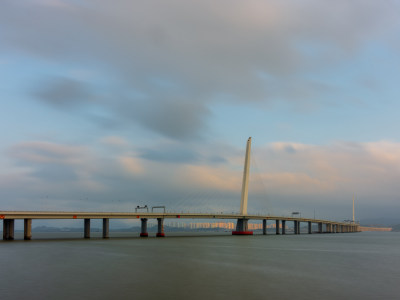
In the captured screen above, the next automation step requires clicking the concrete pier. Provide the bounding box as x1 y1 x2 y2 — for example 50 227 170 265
297 221 301 234
236 218 247 231
84 219 90 238
308 221 312 234
140 218 148 237
294 220 298 234
276 220 280 235
282 220 286 235
156 218 165 237
24 219 32 240
233 218 253 235
318 222 323 233
262 219 267 235
3 219 14 240
102 218 109 238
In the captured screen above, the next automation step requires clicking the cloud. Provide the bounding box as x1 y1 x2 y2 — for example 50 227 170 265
9 141 86 165
7 141 104 193
254 141 400 198
118 155 144 175
119 98 211 140
179 165 241 193
32 76 92 109
139 143 199 164
2 0 399 140
100 136 129 147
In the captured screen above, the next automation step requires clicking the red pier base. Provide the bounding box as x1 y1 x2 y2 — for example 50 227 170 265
140 233 149 237
232 231 253 235
156 233 165 237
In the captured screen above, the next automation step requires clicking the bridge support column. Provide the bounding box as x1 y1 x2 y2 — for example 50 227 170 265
297 221 301 234
318 222 323 233
336 224 339 233
156 218 165 237
275 220 280 235
3 219 14 241
325 223 330 233
282 220 286 235
102 218 109 238
84 219 90 239
262 219 267 235
294 220 298 234
140 218 148 237
233 219 253 235
308 222 312 234
24 219 32 240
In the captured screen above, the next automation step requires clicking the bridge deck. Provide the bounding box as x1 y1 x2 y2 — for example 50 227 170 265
0 211 350 226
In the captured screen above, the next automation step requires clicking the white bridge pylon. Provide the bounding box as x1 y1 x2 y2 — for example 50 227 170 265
240 137 251 215
233 137 253 235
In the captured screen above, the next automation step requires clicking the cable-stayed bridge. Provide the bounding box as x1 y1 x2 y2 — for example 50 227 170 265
1 138 360 240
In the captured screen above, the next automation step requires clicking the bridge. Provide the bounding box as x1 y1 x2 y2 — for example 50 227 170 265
1 137 360 240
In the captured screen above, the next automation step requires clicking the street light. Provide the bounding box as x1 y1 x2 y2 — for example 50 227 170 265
291 211 301 218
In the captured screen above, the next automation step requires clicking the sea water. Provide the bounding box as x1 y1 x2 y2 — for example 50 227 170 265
1 232 399 299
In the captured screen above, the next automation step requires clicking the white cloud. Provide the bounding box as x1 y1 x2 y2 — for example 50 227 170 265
2 0 399 139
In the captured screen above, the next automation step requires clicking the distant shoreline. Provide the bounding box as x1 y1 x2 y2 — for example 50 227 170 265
359 226 392 232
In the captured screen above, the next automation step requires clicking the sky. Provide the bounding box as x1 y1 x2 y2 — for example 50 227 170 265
1 0 400 224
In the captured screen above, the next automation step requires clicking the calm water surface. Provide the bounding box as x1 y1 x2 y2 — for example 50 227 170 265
1 232 399 299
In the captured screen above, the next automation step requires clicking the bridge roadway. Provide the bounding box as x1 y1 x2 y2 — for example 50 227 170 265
1 211 360 240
